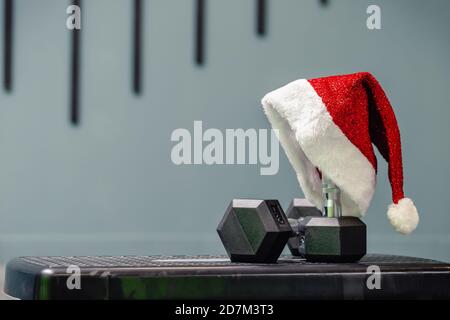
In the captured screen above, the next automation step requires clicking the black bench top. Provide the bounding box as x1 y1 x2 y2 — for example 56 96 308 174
4 254 450 299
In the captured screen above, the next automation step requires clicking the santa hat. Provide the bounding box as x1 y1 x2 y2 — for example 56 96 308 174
261 72 419 234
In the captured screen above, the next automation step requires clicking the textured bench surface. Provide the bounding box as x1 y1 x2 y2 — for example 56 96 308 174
16 254 441 267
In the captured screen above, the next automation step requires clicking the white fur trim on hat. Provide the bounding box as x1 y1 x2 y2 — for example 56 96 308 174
261 79 376 217
387 198 419 234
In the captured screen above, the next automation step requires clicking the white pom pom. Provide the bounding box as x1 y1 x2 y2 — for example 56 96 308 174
387 198 419 235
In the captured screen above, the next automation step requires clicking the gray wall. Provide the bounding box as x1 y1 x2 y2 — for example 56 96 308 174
0 0 449 263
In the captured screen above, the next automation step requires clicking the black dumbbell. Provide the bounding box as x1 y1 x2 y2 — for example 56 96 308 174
296 177 367 262
217 199 291 263
217 198 320 263
217 178 366 263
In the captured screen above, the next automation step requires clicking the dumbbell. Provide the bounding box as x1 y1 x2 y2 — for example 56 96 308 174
216 198 319 263
297 176 367 262
217 177 366 263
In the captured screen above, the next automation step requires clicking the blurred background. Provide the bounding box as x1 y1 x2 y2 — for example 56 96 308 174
0 0 449 269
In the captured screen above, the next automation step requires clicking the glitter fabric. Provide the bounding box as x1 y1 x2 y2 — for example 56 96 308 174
309 72 404 203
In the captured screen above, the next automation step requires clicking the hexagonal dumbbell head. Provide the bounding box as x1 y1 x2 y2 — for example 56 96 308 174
286 198 322 256
299 216 366 262
217 199 292 263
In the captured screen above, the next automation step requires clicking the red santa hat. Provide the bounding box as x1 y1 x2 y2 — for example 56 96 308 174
261 72 419 234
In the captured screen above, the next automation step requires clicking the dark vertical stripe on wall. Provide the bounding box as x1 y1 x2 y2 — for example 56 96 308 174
256 0 266 36
195 0 205 65
133 0 142 94
3 0 13 91
70 0 81 125
320 0 329 6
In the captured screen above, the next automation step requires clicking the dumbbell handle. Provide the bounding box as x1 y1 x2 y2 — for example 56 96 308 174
322 175 342 218
288 175 342 230
288 218 301 237
287 176 342 242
